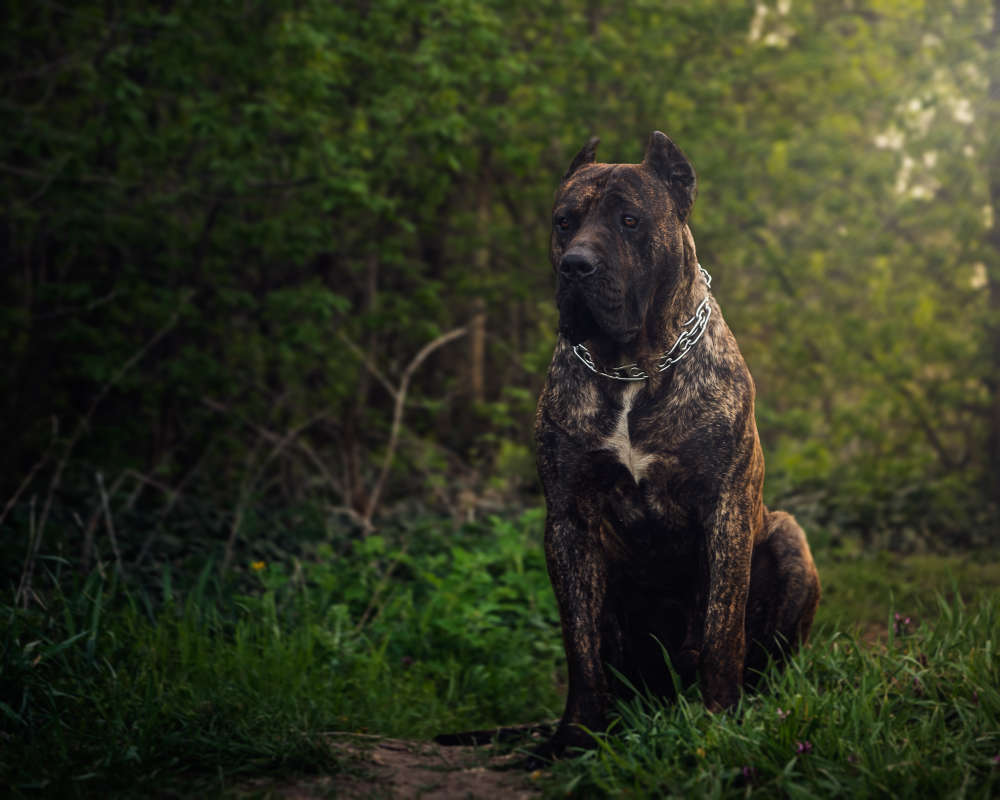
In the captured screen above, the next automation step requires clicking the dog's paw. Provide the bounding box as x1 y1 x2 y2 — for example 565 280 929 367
501 725 596 770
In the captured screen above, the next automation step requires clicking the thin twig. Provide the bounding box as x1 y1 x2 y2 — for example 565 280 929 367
16 496 41 608
221 402 336 573
15 303 185 607
34 289 118 320
96 471 124 577
202 399 346 498
132 454 208 568
362 326 467 529
354 546 408 632
81 469 130 573
325 504 370 530
339 331 398 400
222 442 262 576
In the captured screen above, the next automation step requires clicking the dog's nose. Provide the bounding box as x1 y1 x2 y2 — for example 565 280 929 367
559 252 598 279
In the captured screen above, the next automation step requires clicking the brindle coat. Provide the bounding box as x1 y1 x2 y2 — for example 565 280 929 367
534 131 820 759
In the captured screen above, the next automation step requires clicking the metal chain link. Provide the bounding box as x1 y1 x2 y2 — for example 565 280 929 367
572 266 712 382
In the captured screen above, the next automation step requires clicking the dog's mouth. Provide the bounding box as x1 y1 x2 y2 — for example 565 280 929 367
557 287 637 346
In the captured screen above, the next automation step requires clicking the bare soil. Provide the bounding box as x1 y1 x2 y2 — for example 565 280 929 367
242 735 544 799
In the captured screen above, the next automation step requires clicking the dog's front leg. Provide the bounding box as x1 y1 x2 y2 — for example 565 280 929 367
540 511 614 756
700 501 753 711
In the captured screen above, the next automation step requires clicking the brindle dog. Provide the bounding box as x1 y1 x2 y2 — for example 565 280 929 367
532 131 820 760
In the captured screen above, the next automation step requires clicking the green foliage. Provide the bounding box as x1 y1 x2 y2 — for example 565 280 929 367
0 511 562 795
2 0 998 547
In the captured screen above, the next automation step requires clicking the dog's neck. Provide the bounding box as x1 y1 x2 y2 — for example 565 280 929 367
580 226 708 381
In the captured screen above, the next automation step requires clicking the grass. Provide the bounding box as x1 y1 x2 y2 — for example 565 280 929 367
2 510 998 797
2 510 564 796
814 547 1000 636
545 594 1000 798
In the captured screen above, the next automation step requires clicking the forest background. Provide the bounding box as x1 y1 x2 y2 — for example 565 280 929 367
4 0 1000 560
2 0 1000 795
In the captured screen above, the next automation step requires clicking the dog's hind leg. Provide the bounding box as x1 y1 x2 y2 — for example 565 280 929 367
743 510 820 686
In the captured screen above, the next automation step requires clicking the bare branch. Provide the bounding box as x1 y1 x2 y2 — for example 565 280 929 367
339 331 397 400
34 289 118 320
362 326 467 528
204 325 467 537
204 401 337 574
96 471 124 577
326 504 369 531
15 303 185 607
201 398 343 493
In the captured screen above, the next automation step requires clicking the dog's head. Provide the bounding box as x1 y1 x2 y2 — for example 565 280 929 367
550 131 697 347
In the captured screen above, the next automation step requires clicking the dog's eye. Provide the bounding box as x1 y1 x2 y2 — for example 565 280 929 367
555 216 570 231
622 215 638 229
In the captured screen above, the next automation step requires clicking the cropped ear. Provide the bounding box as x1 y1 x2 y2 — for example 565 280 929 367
642 131 697 220
562 136 600 181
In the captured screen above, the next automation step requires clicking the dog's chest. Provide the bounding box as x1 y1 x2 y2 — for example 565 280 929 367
602 383 658 483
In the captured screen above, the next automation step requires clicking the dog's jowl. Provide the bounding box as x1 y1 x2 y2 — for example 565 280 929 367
534 131 820 759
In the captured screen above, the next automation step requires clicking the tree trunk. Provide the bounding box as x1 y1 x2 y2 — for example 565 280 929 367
470 179 490 404
986 0 1000 508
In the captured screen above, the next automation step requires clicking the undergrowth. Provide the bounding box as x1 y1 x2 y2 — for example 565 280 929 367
2 508 999 798
544 592 1000 798
1 510 562 797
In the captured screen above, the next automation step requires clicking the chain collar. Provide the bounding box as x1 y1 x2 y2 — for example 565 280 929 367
572 266 712 382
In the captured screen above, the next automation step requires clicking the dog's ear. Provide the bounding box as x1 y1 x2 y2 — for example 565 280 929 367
642 131 697 221
562 136 600 181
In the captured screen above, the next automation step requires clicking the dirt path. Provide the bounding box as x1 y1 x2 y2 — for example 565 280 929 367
245 736 544 799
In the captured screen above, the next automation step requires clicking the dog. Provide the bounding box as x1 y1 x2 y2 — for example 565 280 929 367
532 131 820 760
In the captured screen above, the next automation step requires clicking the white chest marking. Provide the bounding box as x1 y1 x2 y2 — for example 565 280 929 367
604 383 656 483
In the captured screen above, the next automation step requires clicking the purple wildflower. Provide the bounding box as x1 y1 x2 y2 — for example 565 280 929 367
776 707 790 720
795 740 813 755
741 765 757 780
